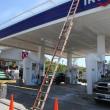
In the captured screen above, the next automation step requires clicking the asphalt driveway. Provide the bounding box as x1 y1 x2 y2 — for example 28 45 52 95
4 84 110 110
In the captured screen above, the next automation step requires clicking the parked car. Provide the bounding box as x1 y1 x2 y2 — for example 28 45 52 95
48 72 65 85
54 73 65 84
93 72 110 102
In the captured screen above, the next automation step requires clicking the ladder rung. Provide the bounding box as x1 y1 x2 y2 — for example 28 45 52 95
62 32 67 35
48 75 54 78
45 78 51 81
59 38 66 43
31 107 40 110
46 75 52 78
45 78 49 81
47 77 54 80
74 0 78 3
35 107 41 110
72 1 78 8
48 76 53 78
37 99 45 102
44 84 49 86
63 26 69 31
63 29 67 33
71 7 75 10
70 8 76 14
60 34 66 38
48 78 54 81
40 91 47 94
64 25 69 29
34 98 44 103
72 4 77 8
70 11 75 15
39 90 47 95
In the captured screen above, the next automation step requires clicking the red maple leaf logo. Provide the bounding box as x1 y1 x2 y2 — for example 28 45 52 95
98 0 110 6
22 51 28 59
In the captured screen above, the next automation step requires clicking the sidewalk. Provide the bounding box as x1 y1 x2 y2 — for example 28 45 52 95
0 98 27 110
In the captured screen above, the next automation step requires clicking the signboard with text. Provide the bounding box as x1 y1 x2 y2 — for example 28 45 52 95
77 0 110 13
0 0 110 39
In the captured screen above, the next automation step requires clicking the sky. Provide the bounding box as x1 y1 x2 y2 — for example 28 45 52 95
0 0 70 29
45 55 110 67
45 54 86 67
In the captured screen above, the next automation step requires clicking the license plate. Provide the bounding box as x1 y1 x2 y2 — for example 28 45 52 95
105 95 110 99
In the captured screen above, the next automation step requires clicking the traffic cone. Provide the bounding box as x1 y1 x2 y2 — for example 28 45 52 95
9 94 14 110
54 97 59 110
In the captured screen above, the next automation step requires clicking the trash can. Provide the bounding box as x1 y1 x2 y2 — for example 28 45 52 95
0 84 7 98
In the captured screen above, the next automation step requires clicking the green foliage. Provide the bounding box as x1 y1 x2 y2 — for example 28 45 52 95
45 61 67 73
78 67 86 72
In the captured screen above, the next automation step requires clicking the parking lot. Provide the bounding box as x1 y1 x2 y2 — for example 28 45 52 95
4 84 109 110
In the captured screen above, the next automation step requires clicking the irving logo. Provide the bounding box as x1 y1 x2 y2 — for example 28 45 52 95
22 51 28 59
84 0 110 6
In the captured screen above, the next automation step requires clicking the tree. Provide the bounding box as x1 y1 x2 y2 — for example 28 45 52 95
45 60 67 73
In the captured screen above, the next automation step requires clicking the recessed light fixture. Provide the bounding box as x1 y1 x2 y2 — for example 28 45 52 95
41 38 44 41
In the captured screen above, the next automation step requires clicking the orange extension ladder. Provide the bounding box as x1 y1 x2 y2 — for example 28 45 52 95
32 0 80 110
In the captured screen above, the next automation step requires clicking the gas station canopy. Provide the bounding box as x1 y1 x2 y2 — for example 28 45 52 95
0 0 110 57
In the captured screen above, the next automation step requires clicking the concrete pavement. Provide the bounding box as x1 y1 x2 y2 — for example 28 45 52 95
0 84 110 110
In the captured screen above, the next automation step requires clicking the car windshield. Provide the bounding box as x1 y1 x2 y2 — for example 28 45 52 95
55 73 64 76
100 73 110 82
